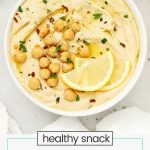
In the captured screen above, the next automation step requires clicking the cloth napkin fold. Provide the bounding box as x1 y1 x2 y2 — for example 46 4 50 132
96 107 150 134
0 101 21 134
42 117 88 131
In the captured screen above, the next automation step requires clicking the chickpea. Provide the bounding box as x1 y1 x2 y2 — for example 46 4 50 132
32 45 44 59
39 57 51 68
39 69 51 80
37 24 49 38
28 77 41 90
71 53 77 61
63 28 75 41
71 22 81 33
62 63 74 73
43 33 57 46
54 19 65 32
49 63 60 73
13 50 27 64
58 40 69 51
59 51 71 63
46 46 58 58
47 78 58 87
64 88 77 101
78 42 90 58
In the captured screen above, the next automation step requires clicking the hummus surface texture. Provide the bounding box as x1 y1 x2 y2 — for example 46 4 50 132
9 0 139 111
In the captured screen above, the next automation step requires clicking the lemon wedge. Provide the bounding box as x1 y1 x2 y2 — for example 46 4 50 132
61 52 114 91
101 60 130 91
74 56 130 91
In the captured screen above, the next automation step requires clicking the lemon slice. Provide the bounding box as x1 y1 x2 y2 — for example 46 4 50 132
61 52 114 91
101 60 130 91
74 57 130 91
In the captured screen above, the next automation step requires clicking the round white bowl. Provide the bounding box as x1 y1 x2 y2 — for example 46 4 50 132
4 0 147 117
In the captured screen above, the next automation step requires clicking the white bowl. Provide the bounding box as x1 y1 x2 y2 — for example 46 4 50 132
4 0 147 117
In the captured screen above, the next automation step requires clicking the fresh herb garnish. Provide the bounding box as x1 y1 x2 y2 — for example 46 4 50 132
106 48 110 51
60 16 66 21
91 57 96 59
43 0 47 4
55 45 62 52
93 13 102 19
18 6 23 13
50 73 57 79
77 38 81 42
124 15 128 18
47 9 51 14
19 41 27 52
83 40 90 45
101 38 107 44
76 95 80 102
56 97 60 104
67 58 72 63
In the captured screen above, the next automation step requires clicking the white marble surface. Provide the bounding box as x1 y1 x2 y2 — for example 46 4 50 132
0 0 150 133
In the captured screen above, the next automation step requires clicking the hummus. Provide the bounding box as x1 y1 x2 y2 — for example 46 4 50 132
9 0 139 111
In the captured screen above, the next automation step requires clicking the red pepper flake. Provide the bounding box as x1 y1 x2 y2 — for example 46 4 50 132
120 42 126 48
36 28 40 34
90 99 96 103
14 17 18 23
113 26 117 31
15 13 19 16
43 45 48 49
50 17 55 23
31 72 35 77
100 18 103 22
62 5 68 12
87 11 91 14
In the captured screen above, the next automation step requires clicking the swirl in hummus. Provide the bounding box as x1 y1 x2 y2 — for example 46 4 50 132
9 0 139 111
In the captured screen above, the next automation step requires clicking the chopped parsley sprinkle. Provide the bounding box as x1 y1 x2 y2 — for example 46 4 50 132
106 48 110 51
83 40 90 45
67 58 72 63
93 13 102 19
50 73 57 79
76 95 80 102
101 38 107 44
124 15 128 18
56 97 60 104
60 16 66 21
19 41 27 52
55 45 61 52
18 6 23 13
43 0 47 4
47 9 51 14
91 57 96 59
77 38 81 42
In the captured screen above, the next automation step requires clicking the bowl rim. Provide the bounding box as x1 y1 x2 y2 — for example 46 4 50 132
4 0 147 117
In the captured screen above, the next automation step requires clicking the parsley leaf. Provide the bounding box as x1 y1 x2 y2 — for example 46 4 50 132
83 40 90 45
67 58 72 63
93 13 102 19
106 48 110 51
43 0 47 4
124 15 128 18
101 38 107 44
18 6 23 13
76 95 80 102
47 9 51 14
19 41 27 52
60 16 66 21
55 45 61 52
56 97 60 104
50 73 57 79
